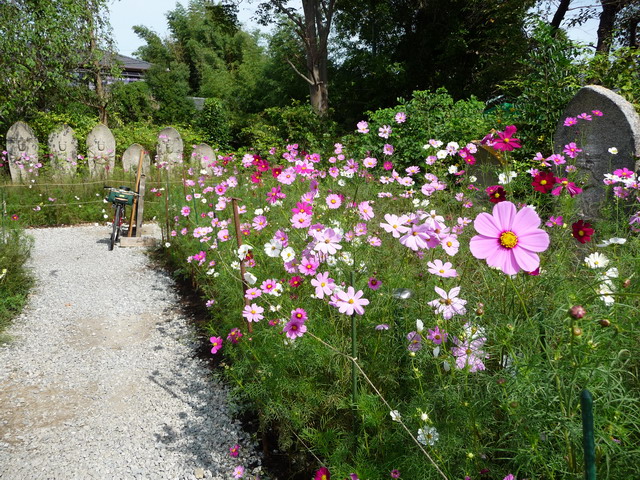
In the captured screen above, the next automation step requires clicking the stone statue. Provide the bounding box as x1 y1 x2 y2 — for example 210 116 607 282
122 143 150 175
155 127 183 169
86 124 116 177
48 125 78 175
6 121 40 183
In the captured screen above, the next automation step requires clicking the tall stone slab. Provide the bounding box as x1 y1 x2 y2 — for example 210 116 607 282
554 85 640 216
86 124 116 177
122 143 150 175
6 121 39 183
191 143 215 174
156 127 183 168
48 125 78 175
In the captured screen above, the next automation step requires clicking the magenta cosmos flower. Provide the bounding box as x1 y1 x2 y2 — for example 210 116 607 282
469 201 550 275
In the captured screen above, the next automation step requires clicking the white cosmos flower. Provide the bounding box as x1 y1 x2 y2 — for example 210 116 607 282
417 426 439 446
416 319 424 333
584 252 609 269
608 147 618 154
243 272 257 285
597 237 626 247
498 171 517 185
264 239 282 258
390 410 402 422
280 246 296 262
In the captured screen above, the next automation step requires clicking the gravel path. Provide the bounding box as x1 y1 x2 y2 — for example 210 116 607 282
0 225 259 480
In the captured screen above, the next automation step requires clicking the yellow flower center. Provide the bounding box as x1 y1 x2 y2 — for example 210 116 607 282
540 180 547 185
348 299 354 304
500 231 518 249
494 192 501 198
562 180 568 185
578 230 584 236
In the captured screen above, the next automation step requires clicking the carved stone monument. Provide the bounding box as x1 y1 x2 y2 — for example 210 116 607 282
155 127 183 168
86 124 116 176
554 85 640 216
48 125 78 175
6 121 39 183
191 143 215 174
122 143 150 175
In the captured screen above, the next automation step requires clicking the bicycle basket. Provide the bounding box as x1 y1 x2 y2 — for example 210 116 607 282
107 190 135 206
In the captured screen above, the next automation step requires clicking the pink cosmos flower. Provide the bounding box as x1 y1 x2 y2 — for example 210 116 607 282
291 212 312 229
242 303 264 322
395 112 406 123
383 144 394 155
227 328 243 344
252 215 268 231
311 272 335 299
313 228 342 255
298 256 320 276
407 331 422 352
383 161 393 170
427 326 447 345
451 335 488 372
358 201 375 220
492 125 521 151
209 336 223 354
368 236 382 246
545 215 563 227
233 465 245 479
551 178 582 197
245 288 262 300
357 121 369 134
229 444 240 457
334 286 369 315
380 214 410 238
378 125 392 139
368 277 382 290
564 116 578 126
563 142 582 158
427 259 458 278
326 194 342 209
181 206 191 216
428 286 467 319
284 318 307 339
440 235 459 256
399 224 439 251
469 201 550 275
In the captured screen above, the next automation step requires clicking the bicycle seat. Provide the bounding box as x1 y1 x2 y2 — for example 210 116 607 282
119 186 131 191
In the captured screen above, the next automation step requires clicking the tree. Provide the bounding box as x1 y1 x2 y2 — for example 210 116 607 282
0 0 113 131
256 0 336 116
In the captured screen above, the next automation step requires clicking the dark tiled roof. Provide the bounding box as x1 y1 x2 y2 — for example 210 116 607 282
114 54 152 72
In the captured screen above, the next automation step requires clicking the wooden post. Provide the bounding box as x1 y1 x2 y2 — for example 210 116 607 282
581 389 596 480
127 150 145 237
231 197 252 333
135 175 146 237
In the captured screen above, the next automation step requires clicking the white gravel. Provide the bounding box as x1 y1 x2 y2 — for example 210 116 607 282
0 225 259 480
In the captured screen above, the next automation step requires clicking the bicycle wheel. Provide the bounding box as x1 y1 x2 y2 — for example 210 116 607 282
115 205 124 244
109 205 122 251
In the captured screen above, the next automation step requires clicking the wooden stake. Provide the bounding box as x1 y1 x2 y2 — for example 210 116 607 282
128 150 145 237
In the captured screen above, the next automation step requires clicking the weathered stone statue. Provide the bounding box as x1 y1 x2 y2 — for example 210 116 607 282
191 143 215 174
48 125 78 175
155 127 183 169
6 121 39 183
86 124 116 177
122 143 150 175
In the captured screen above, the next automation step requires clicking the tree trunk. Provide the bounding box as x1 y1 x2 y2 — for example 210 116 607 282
301 0 332 116
550 0 572 31
596 0 624 53
628 14 639 47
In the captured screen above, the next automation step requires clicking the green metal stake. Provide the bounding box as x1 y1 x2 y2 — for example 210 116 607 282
350 270 357 406
581 389 596 480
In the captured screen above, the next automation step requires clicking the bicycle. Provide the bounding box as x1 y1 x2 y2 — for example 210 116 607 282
104 186 138 251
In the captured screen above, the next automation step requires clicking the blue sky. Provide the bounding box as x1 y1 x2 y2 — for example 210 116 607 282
108 0 600 58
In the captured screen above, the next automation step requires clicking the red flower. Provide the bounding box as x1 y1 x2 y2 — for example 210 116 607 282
492 125 522 151
314 467 330 480
289 276 303 288
486 185 507 203
531 171 557 193
572 220 594 244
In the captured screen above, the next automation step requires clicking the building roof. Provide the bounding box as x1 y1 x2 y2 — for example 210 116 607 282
113 54 152 72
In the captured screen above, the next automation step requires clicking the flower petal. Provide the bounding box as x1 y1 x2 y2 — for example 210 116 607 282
493 201 517 229
512 206 541 232
469 235 498 260
487 248 520 275
513 246 540 272
517 230 550 252
474 212 502 237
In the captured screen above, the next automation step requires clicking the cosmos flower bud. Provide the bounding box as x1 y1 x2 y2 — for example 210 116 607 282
569 305 586 319
572 326 583 337
599 319 611 328
622 278 631 288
